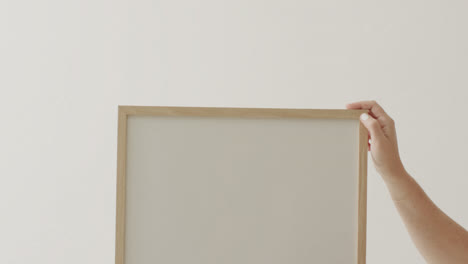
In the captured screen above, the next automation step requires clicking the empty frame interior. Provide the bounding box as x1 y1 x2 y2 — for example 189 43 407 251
116 106 367 264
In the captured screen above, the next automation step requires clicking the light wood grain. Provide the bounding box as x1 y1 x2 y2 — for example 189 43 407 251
119 105 366 119
115 107 128 264
358 122 369 264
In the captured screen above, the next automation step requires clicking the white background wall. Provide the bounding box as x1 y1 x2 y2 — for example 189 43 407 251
1 0 468 263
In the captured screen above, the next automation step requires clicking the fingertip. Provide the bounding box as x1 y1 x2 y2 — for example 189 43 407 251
359 112 384 140
346 102 358 109
360 113 370 121
346 102 367 110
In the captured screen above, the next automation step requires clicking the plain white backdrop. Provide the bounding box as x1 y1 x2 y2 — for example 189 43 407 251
1 0 468 263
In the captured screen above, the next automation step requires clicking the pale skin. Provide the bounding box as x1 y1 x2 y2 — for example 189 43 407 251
346 100 468 264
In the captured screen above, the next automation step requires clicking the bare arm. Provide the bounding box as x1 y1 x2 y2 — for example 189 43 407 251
347 100 468 264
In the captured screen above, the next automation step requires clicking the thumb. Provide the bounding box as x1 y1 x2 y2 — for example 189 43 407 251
360 113 385 141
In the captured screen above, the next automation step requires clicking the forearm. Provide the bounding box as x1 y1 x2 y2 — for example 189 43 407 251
383 170 468 264
347 101 468 262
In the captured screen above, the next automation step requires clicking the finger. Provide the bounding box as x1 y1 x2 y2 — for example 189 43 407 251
347 100 393 127
360 113 385 142
346 100 388 117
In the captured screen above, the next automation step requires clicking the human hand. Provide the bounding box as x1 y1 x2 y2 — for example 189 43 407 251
346 100 406 182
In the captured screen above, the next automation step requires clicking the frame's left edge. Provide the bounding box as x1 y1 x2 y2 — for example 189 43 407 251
357 121 368 264
116 106 129 264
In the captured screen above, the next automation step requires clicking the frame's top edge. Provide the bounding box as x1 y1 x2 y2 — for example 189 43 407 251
118 105 368 119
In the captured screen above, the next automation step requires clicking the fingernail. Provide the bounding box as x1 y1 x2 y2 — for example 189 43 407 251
360 113 369 121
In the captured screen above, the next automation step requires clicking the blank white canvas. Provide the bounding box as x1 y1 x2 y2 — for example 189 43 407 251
125 115 360 264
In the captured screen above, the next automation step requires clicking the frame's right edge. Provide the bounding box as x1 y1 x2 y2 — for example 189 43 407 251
358 122 368 264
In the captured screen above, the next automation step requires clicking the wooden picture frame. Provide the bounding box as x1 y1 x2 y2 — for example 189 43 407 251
116 106 368 264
